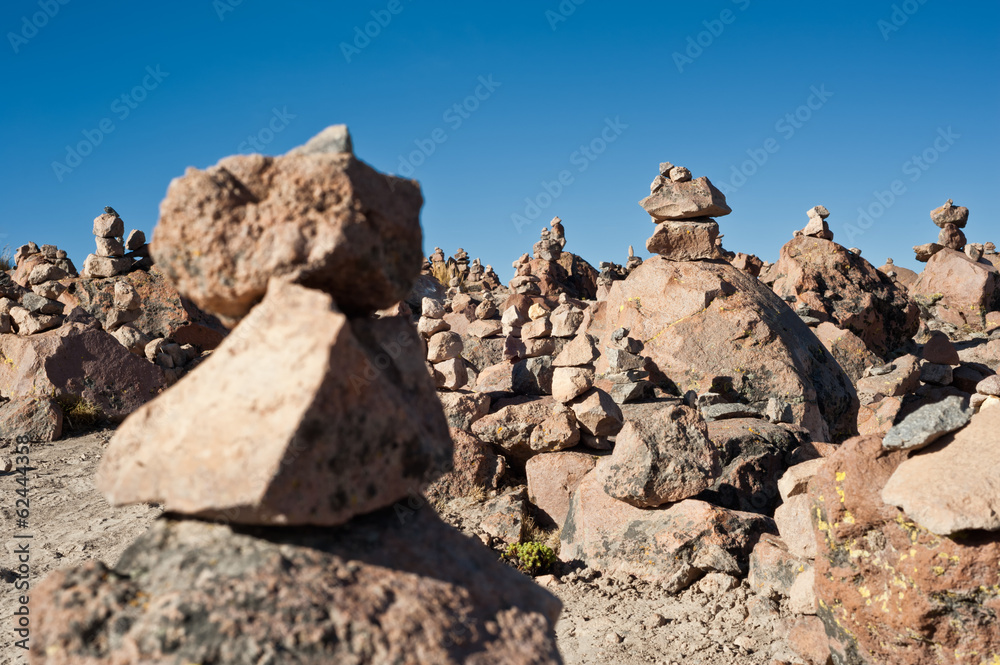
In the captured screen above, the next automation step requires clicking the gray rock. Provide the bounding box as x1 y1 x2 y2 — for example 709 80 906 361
882 395 972 452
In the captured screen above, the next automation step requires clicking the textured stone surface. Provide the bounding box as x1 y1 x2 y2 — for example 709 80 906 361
31 512 562 665
593 257 857 441
910 248 1000 331
97 280 452 526
561 465 773 591
60 267 228 349
699 418 805 515
526 451 599 529
882 407 1000 534
427 428 504 500
152 147 423 325
0 397 63 442
881 394 972 452
771 236 919 359
599 404 720 507
639 176 732 221
645 220 720 260
811 434 1000 665
0 320 165 422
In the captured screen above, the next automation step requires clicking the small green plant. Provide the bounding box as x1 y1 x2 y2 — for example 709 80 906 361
505 541 557 576
0 245 12 272
57 395 104 432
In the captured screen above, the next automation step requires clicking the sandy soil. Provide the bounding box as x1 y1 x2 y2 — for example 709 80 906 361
0 432 794 665
0 430 161 665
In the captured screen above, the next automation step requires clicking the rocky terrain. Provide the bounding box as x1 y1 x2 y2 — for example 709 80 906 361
1 126 999 664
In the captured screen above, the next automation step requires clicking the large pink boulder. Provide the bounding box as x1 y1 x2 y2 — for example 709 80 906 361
591 256 857 441
910 248 1000 331
561 465 773 592
0 320 165 422
772 236 919 359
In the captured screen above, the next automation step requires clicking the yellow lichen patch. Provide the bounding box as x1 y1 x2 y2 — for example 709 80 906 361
859 586 872 598
843 510 856 524
835 471 846 482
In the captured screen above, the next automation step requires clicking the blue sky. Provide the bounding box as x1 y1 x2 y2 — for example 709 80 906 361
2 1 997 281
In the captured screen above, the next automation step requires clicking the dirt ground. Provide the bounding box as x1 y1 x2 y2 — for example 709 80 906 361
0 431 794 665
0 430 162 665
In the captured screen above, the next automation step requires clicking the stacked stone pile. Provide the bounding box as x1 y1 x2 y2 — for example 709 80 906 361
420 296 471 391
425 246 500 292
81 207 151 278
910 199 1000 331
639 161 732 260
31 126 561 664
771 205 919 371
503 217 598 300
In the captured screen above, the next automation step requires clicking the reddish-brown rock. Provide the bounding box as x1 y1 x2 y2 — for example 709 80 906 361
97 280 452 526
700 418 805 515
645 220 721 260
427 428 504 500
593 257 857 441
639 176 732 221
60 267 228 349
472 396 567 461
882 408 1000 534
598 404 720 507
0 397 63 442
0 319 166 422
152 147 423 326
810 434 1000 665
910 248 1000 331
31 512 562 665
772 236 919 359
561 465 774 592
526 450 599 529
813 322 879 384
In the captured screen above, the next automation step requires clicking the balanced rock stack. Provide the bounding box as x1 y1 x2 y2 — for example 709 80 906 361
910 198 1000 331
81 207 151 278
1 243 75 335
31 126 561 664
640 161 732 260
797 205 834 240
505 217 598 300
421 296 470 391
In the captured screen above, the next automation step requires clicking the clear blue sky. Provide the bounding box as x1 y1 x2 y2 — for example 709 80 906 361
2 1 997 281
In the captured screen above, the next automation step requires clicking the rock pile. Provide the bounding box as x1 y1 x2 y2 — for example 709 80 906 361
31 125 561 664
910 199 1000 331
81 207 150 278
639 161 732 260
425 246 500 293
504 217 599 300
771 205 919 363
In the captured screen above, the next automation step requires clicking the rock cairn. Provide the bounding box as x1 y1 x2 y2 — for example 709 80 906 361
507 217 599 300
424 246 498 292
1 242 79 335
81 207 151 278
913 198 968 262
32 125 560 664
639 161 732 260
797 205 834 240
420 296 470 390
